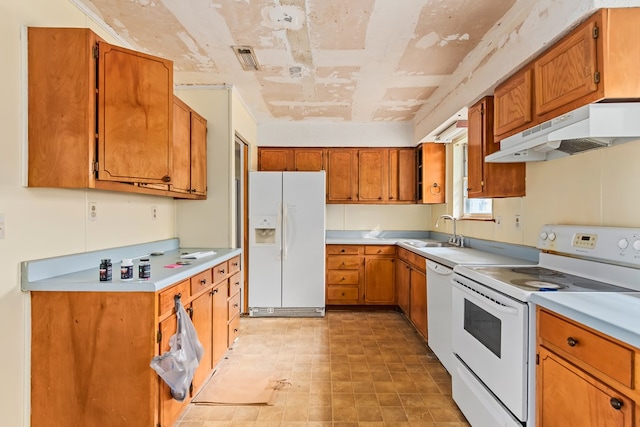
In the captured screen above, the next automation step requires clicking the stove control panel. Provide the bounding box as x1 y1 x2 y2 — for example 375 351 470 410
538 225 640 266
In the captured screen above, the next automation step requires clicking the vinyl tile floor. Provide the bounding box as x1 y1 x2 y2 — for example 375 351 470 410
176 310 470 427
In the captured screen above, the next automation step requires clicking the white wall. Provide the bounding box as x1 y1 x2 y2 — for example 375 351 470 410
327 204 432 231
1 2 177 425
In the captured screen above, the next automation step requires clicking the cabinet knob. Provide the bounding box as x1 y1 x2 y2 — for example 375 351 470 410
610 398 623 410
162 175 171 183
234 328 239 333
219 269 225 274
340 277 345 281
567 337 578 347
200 279 207 285
341 292 345 296
341 249 345 253
234 303 239 308
210 289 218 295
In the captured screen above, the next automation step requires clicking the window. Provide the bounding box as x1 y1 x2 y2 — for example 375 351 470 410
452 138 492 219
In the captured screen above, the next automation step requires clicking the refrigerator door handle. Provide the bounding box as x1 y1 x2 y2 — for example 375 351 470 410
282 203 288 260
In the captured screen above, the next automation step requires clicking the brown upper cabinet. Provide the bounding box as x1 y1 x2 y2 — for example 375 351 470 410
258 147 324 171
389 148 417 203
358 149 390 202
494 8 640 141
417 143 446 204
27 27 203 199
171 96 207 196
326 148 359 202
468 97 525 198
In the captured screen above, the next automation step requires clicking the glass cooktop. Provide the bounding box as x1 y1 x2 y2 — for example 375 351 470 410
464 266 631 292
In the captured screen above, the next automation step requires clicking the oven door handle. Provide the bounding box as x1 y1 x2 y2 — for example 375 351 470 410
452 280 519 315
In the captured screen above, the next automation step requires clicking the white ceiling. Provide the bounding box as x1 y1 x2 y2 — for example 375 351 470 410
78 0 517 124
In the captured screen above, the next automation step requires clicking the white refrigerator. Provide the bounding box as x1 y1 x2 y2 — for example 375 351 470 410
248 171 326 317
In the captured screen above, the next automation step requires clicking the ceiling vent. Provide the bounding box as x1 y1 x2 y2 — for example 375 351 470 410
232 46 261 71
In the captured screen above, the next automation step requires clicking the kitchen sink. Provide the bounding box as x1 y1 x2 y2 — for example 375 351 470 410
402 240 454 248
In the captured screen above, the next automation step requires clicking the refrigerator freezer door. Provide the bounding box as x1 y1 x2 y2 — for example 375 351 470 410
281 172 326 308
248 172 283 308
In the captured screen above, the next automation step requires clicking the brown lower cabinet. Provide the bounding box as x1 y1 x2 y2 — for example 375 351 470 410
536 307 638 427
30 255 241 427
326 244 396 305
396 247 427 338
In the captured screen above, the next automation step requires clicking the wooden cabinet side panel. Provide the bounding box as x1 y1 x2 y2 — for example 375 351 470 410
31 292 157 427
396 259 411 315
534 19 599 116
98 43 173 184
466 100 485 198
171 96 192 193
28 27 95 188
601 8 640 98
397 148 417 202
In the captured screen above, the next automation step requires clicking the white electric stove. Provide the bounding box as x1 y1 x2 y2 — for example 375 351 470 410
450 225 640 427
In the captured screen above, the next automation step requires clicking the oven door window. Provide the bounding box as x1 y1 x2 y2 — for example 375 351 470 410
463 299 501 357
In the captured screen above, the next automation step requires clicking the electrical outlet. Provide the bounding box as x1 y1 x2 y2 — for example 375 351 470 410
151 206 158 220
515 214 521 230
88 202 97 221
0 213 5 239
495 215 503 229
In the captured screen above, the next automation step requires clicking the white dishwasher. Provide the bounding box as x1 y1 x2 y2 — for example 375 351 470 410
424 247 537 374
426 260 455 373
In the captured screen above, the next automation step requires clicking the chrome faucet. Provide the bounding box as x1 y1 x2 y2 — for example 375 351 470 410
435 214 464 247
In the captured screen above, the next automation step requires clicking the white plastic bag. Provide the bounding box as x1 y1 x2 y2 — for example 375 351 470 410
150 295 204 401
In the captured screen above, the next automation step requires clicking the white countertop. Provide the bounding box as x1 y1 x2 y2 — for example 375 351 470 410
22 247 241 293
531 292 640 348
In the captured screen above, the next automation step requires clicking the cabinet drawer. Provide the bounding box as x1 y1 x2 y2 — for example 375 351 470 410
398 248 426 271
327 255 361 270
538 310 633 387
327 245 363 255
213 261 229 283
228 256 241 274
158 279 190 316
327 285 359 302
228 291 241 320
327 270 359 285
229 272 241 297
365 245 396 255
228 314 240 345
190 269 213 295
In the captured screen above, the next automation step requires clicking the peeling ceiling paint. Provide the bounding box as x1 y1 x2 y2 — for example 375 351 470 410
78 0 517 123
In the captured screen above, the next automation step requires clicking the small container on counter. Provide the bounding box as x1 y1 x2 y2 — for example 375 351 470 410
99 258 112 282
138 258 151 280
121 258 134 281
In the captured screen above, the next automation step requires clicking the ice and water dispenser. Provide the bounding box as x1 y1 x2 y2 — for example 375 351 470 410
252 216 277 245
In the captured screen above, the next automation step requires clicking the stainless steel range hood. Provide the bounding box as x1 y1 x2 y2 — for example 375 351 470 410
486 103 640 163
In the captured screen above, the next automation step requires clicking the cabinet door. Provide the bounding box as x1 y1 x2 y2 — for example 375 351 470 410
358 149 389 202
171 97 191 193
327 149 358 202
468 97 525 198
409 269 427 338
537 347 633 427
363 256 396 304
259 148 291 171
467 100 486 198
417 143 445 204
494 68 533 138
534 19 598 116
293 149 324 171
396 259 411 315
190 111 207 195
190 291 212 392
158 313 187 427
211 283 228 364
389 148 416 203
98 42 173 184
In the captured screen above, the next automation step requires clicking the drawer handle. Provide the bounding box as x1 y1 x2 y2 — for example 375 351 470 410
567 337 578 347
219 269 226 274
340 277 345 281
234 328 239 333
233 303 239 308
610 398 623 410
210 289 218 295
234 281 240 286
200 279 207 285
341 292 345 296
341 249 345 253
175 292 182 299
232 262 238 266
377 249 382 253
